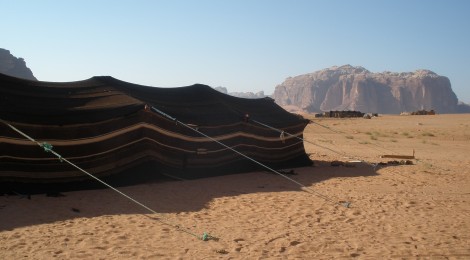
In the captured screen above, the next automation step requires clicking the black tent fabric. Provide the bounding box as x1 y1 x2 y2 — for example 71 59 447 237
0 73 311 190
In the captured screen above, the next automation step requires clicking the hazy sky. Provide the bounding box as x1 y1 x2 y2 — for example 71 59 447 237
2 0 470 102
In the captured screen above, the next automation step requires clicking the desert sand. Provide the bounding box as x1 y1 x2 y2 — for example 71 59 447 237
1 114 469 259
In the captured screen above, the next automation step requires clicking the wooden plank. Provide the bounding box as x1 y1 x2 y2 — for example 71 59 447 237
380 155 415 159
380 149 415 159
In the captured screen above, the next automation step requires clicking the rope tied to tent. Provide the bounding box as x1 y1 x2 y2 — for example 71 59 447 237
41 142 53 152
251 118 383 169
279 131 286 143
0 118 216 241
150 106 349 208
252 119 343 154
40 142 64 162
308 120 399 156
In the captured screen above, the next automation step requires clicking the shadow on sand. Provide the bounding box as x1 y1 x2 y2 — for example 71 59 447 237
0 160 389 231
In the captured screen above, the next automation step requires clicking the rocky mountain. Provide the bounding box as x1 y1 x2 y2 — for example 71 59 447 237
214 86 266 99
273 65 461 114
0 48 37 80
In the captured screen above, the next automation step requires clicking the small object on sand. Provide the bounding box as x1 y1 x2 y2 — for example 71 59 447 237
279 169 297 175
71 208 80 213
267 169 297 175
331 161 344 167
381 150 415 159
386 160 413 165
400 160 414 165
339 201 351 208
201 232 219 241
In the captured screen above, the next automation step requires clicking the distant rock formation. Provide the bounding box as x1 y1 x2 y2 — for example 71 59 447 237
457 101 470 113
273 65 460 114
0 48 37 80
214 86 229 94
214 86 266 99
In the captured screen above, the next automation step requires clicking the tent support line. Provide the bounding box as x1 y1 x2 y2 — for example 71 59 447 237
252 119 389 170
251 119 348 158
308 120 399 156
0 118 216 242
150 106 349 208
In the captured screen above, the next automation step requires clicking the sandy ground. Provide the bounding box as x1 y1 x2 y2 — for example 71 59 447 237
1 114 469 259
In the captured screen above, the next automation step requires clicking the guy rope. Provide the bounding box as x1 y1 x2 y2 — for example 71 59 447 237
251 117 432 185
251 119 350 159
251 118 403 170
308 120 400 156
0 118 217 241
150 106 351 208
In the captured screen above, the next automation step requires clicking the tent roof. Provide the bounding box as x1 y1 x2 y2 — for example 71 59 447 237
0 73 303 127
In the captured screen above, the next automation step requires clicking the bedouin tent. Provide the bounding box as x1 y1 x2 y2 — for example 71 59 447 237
0 73 311 191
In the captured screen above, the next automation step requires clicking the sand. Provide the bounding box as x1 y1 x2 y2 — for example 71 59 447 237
1 114 469 259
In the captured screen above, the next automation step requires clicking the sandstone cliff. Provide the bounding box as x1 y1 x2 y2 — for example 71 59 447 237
0 48 37 80
273 65 459 114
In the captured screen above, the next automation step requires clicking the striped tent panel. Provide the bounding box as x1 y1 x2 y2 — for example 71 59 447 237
0 73 311 186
